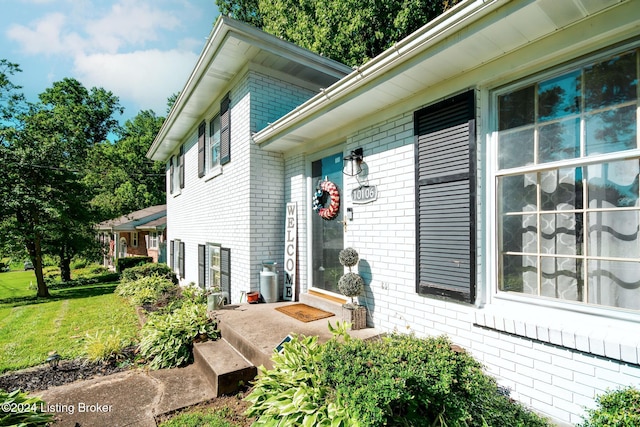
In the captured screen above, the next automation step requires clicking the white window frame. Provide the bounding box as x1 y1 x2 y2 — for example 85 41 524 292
205 114 222 180
207 243 221 289
488 43 640 318
131 231 139 248
174 239 181 278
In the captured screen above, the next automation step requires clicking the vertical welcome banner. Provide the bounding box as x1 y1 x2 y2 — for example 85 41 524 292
283 202 297 301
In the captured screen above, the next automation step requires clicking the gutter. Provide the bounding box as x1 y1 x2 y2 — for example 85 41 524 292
253 0 500 146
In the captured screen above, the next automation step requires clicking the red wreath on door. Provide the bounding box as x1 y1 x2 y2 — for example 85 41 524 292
312 179 340 220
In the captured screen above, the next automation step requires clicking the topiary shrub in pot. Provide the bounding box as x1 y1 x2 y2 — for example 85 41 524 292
337 247 366 329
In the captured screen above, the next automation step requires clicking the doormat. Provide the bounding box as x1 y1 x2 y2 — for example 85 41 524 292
275 304 334 323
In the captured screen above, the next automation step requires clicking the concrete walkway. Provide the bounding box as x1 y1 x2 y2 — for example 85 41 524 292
37 364 215 427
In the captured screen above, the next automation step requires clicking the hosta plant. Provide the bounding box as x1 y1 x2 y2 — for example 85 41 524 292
139 302 219 369
244 333 359 426
0 389 53 427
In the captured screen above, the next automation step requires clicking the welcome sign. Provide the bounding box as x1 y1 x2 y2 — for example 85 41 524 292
283 202 297 301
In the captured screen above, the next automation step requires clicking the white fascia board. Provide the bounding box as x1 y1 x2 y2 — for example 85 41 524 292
146 16 351 161
252 0 498 149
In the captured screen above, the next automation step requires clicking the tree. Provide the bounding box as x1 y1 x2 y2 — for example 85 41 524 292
0 74 122 295
216 0 461 67
85 110 165 221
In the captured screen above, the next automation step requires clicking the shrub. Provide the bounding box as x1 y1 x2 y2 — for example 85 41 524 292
579 386 640 427
320 334 549 427
116 256 153 273
246 330 550 427
0 389 53 426
121 262 177 284
139 302 219 369
116 274 177 307
70 258 89 269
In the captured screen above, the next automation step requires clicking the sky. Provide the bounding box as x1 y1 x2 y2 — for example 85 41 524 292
1 0 220 123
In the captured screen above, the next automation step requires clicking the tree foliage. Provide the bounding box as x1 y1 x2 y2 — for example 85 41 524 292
216 0 461 66
0 73 122 294
84 110 165 220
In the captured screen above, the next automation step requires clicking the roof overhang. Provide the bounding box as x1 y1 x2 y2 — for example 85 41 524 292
147 16 352 161
253 0 635 152
95 205 167 232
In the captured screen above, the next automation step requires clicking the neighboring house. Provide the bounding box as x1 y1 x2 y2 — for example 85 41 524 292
96 205 167 269
148 1 640 424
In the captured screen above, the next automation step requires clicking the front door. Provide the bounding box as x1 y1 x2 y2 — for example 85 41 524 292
311 152 344 293
119 237 128 258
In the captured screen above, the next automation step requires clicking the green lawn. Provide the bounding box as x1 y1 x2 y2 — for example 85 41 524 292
0 272 139 373
0 270 38 301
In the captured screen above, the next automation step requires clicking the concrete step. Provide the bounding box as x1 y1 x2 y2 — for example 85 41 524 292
193 339 257 397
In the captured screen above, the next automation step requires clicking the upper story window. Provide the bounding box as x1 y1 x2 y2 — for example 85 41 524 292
494 46 639 311
198 93 231 180
209 114 221 170
170 146 184 194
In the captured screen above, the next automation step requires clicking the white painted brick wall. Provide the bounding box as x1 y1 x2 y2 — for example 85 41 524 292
281 106 640 426
167 70 316 303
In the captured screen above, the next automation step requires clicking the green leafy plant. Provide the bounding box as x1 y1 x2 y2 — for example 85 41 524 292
245 333 358 426
85 329 132 362
245 327 549 427
120 262 177 284
116 274 177 306
320 334 550 427
0 389 54 426
579 386 640 427
139 302 219 369
116 256 153 273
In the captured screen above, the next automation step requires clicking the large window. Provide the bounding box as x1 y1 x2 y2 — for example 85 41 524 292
495 47 640 311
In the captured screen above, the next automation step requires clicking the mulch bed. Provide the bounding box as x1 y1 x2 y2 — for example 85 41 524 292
0 352 136 393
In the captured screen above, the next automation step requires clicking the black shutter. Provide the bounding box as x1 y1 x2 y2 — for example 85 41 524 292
415 90 476 303
198 244 206 289
169 240 174 269
197 121 206 177
179 241 185 278
220 93 231 165
179 145 185 189
169 157 175 194
221 248 230 303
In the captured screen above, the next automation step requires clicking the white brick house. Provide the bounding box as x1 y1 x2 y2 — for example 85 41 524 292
149 1 640 424
146 17 351 303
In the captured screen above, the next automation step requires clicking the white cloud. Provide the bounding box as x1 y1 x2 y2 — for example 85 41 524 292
6 13 86 56
85 0 181 53
4 0 208 114
74 49 198 114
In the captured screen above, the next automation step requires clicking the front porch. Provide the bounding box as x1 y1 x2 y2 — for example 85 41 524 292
194 297 380 396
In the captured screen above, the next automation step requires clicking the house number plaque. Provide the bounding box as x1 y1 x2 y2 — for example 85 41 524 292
351 185 377 204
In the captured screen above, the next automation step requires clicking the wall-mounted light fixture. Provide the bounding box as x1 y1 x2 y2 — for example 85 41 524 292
343 148 364 176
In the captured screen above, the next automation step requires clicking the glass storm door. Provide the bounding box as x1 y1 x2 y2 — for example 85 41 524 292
312 152 344 293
